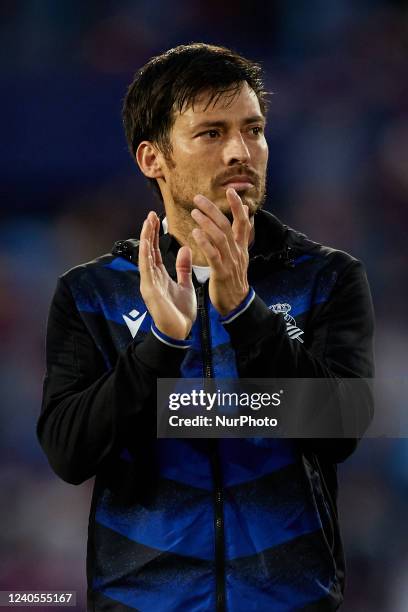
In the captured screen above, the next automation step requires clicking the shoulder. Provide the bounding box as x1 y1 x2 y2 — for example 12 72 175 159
255 209 363 274
60 248 138 286
289 228 360 271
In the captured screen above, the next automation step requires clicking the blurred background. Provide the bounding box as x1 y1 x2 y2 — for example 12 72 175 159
0 1 407 610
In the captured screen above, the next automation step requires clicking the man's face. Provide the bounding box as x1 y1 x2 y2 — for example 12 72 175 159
159 81 268 218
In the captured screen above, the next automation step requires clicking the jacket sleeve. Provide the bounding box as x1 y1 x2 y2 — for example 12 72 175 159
222 259 375 463
37 277 188 485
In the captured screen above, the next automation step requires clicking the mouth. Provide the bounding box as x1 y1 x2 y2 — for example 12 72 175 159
221 176 255 191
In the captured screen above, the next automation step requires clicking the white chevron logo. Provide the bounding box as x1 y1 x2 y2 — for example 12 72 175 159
269 303 304 343
285 323 304 343
122 309 147 338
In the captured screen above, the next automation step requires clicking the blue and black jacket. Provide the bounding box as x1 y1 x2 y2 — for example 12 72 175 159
38 209 374 611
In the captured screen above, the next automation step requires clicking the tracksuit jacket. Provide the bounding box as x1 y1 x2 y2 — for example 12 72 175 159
37 208 375 612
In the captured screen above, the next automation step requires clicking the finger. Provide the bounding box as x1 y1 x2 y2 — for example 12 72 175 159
176 245 193 288
144 212 156 265
192 228 223 271
243 205 252 245
227 188 251 247
138 222 155 286
193 194 234 240
149 211 164 267
191 208 233 261
140 212 154 253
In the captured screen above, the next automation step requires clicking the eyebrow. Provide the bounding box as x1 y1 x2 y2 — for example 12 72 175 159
192 115 266 131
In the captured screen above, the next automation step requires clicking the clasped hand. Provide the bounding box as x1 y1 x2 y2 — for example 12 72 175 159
139 188 252 340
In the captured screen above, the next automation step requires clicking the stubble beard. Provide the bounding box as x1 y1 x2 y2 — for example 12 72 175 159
168 169 267 225
164 168 267 264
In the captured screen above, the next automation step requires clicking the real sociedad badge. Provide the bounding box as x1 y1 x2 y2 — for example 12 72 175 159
269 303 304 343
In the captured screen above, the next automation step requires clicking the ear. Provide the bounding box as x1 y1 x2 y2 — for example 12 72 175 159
136 141 164 179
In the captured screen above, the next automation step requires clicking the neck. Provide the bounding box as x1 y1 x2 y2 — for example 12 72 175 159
164 205 210 265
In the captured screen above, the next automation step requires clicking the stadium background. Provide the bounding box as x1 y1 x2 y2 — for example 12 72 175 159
1 1 407 610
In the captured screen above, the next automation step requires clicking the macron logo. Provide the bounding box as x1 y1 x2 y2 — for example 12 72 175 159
123 309 147 338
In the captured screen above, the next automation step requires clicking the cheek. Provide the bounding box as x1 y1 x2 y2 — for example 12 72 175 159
257 141 269 165
180 158 211 183
169 159 208 194
174 147 204 173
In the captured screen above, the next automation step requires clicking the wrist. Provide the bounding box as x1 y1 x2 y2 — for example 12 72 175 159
217 290 250 316
219 287 255 322
151 314 191 341
151 322 192 348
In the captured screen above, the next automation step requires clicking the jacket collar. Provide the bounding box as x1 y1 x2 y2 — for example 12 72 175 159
112 208 309 280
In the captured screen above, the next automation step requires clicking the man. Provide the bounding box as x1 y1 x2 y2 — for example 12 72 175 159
38 43 374 611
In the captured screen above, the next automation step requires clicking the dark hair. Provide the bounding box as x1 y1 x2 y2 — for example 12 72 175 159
122 43 268 198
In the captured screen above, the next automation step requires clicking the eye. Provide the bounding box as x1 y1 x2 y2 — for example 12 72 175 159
197 129 220 139
250 126 264 136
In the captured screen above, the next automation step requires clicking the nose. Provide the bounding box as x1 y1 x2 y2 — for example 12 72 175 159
222 131 250 166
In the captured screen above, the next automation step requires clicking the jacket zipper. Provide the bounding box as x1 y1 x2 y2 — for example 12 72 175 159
312 455 336 550
197 284 213 379
197 284 226 612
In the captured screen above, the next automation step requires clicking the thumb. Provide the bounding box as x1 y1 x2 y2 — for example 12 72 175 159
176 245 193 288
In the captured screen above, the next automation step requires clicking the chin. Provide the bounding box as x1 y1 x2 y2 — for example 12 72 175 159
243 198 261 217
219 197 260 220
